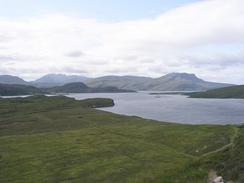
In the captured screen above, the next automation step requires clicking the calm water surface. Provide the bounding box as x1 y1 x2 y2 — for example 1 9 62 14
67 92 244 125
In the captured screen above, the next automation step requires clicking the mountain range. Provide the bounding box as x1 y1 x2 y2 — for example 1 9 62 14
0 73 233 91
84 73 233 91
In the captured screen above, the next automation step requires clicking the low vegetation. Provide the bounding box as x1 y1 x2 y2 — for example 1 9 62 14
0 96 243 182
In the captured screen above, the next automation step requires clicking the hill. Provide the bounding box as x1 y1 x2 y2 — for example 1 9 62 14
0 82 133 96
0 75 29 85
85 75 153 90
32 74 90 87
188 85 244 98
148 73 232 91
45 82 134 93
0 95 243 182
0 84 44 96
85 73 232 91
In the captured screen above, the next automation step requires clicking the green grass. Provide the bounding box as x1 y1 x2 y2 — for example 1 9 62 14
199 126 244 182
0 96 243 182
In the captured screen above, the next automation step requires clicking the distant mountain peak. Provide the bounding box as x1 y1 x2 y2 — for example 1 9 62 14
164 72 196 78
162 73 203 82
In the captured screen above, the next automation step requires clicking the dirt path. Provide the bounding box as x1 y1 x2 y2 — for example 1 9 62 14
202 127 239 157
208 169 218 183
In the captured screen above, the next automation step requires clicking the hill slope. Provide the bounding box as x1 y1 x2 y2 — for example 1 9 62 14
0 75 29 85
85 73 232 91
0 84 44 96
85 75 153 90
0 96 242 182
0 82 133 96
188 85 244 98
32 74 90 87
45 82 134 93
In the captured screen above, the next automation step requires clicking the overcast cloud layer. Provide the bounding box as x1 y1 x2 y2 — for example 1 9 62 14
0 0 244 83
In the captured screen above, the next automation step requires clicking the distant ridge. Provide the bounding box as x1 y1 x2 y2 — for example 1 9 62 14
0 75 29 85
31 74 89 88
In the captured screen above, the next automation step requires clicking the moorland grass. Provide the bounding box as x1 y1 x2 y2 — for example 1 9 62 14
0 95 242 182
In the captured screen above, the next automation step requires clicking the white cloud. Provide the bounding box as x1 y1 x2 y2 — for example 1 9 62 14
0 0 244 83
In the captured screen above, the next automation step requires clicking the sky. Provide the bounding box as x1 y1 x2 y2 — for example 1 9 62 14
0 0 244 84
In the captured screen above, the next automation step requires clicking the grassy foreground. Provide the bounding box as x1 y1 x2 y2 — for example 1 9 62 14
0 96 243 183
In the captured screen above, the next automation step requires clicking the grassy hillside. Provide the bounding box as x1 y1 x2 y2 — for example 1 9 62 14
188 85 244 98
0 83 44 96
0 96 243 182
202 126 244 182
